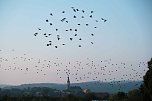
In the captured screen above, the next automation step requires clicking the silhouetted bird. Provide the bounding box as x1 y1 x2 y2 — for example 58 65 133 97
46 20 49 22
61 18 66 22
34 33 38 36
57 38 60 40
73 9 76 12
101 18 104 20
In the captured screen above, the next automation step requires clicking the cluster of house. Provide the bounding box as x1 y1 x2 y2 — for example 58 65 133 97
57 76 109 99
32 76 109 100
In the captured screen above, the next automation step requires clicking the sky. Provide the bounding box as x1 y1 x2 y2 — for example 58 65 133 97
0 0 152 85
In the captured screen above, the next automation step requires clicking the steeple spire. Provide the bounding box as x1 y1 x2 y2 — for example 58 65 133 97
67 76 70 90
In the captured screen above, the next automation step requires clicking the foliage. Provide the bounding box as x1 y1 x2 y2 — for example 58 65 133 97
140 58 152 101
109 91 126 101
0 88 108 101
84 92 97 101
127 89 142 101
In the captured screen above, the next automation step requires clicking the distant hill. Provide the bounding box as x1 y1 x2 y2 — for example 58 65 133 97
2 81 142 93
0 84 11 88
4 83 66 90
73 81 143 93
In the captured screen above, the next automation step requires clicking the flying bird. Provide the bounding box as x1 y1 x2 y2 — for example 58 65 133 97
61 18 66 22
46 20 49 22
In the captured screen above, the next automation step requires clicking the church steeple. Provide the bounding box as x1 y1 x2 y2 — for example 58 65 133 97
67 76 70 90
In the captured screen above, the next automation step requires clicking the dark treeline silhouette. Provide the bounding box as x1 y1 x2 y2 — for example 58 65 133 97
140 58 152 101
0 89 142 101
0 87 108 101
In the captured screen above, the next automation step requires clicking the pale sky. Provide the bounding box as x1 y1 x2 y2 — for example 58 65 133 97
0 0 152 85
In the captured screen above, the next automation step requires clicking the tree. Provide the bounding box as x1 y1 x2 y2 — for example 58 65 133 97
140 58 152 101
117 92 126 101
84 93 96 101
65 94 78 101
128 89 142 101
109 92 126 101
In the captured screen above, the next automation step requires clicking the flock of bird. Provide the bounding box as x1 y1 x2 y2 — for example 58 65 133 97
0 50 147 91
0 7 148 92
34 7 107 48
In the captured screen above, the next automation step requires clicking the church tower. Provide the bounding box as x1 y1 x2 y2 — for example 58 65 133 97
67 76 70 90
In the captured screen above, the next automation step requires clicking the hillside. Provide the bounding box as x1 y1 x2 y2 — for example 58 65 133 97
2 80 142 93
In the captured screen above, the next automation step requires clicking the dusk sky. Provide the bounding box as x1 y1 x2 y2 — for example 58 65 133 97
0 0 152 85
